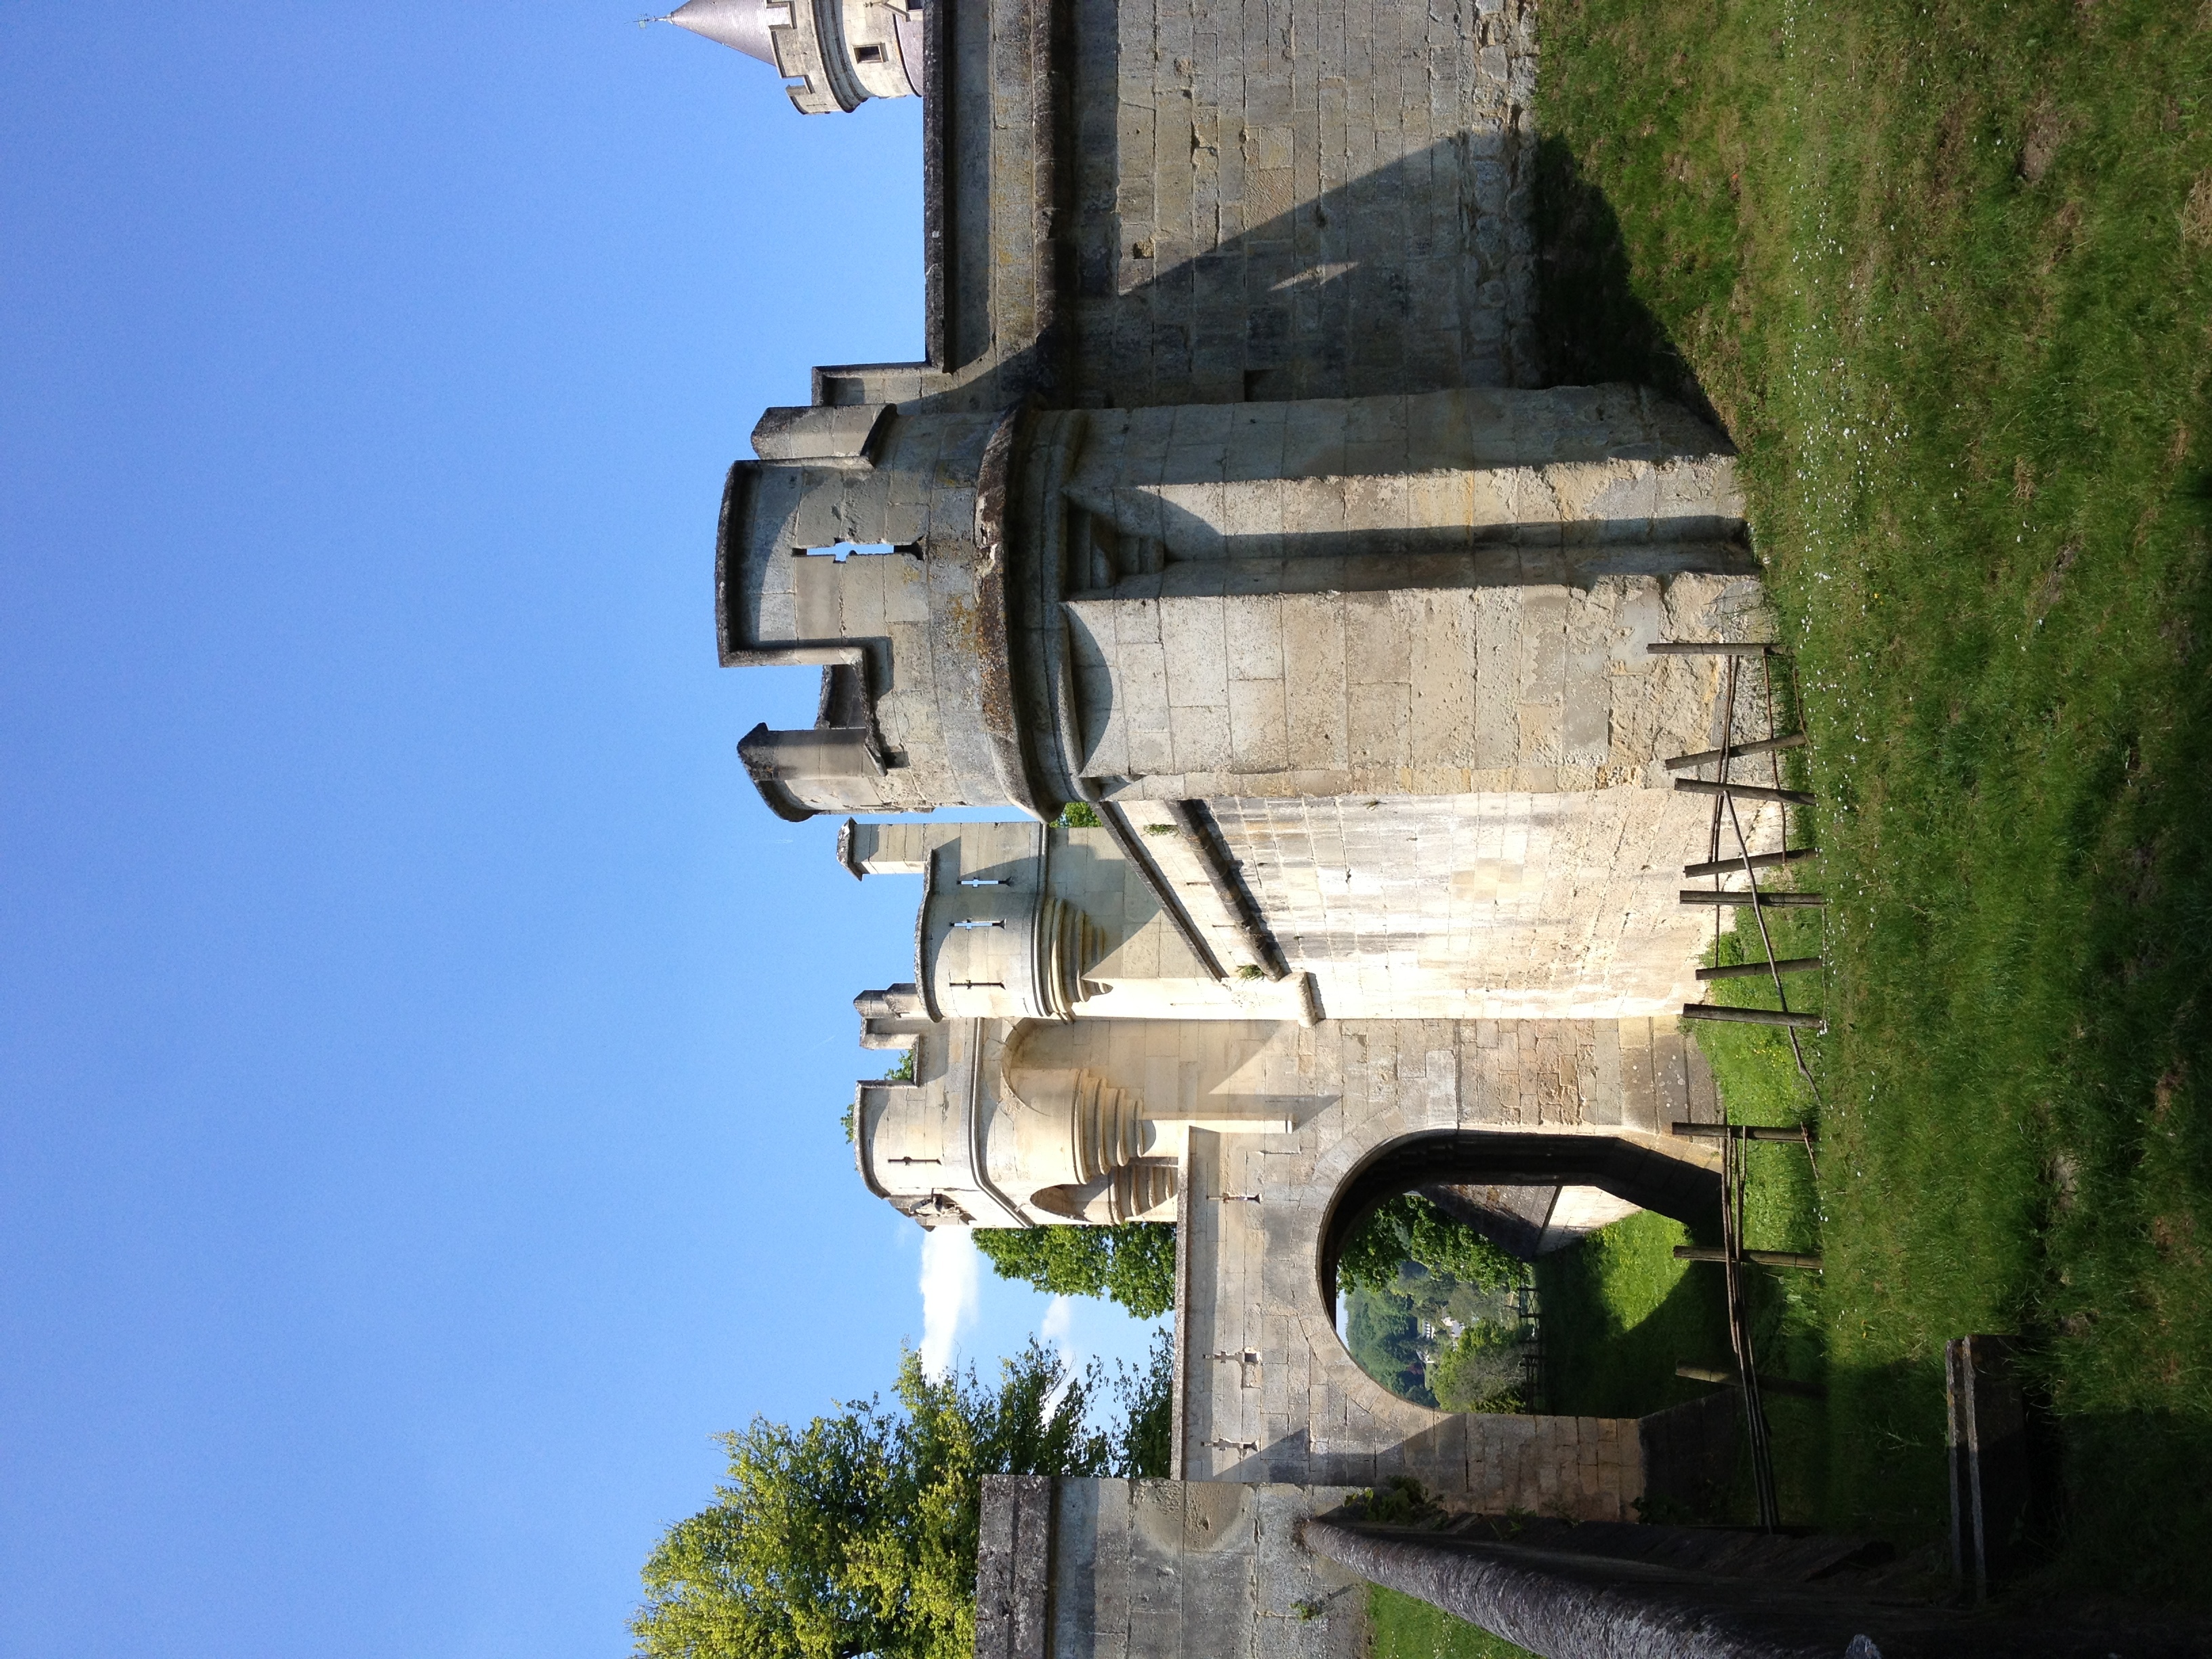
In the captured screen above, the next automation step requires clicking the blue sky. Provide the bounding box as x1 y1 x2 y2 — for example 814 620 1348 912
0 6 1158 1654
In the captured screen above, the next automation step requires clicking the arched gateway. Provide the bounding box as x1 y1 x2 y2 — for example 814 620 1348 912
1168 1071 1723 1505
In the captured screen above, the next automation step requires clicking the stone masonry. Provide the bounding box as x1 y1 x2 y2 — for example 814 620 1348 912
975 1476 1372 1659
666 2 1769 1650
1059 0 1542 405
758 0 1544 411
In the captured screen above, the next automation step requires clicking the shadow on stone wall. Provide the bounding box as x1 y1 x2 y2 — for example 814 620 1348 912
1004 135 1541 415
945 136 1731 425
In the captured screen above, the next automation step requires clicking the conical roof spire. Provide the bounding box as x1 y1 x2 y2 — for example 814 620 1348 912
657 0 776 66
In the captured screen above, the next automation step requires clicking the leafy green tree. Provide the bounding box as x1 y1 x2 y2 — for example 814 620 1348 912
972 1221 1175 1319
1113 1328 1173 1478
1337 1193 1523 1297
1426 1320 1525 1413
634 1338 1168 1659
1054 801 1101 827
1345 1284 1433 1406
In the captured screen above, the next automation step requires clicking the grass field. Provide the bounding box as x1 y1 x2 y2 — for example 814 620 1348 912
1367 1585 1538 1659
1534 1209 1726 1421
1537 0 2212 1601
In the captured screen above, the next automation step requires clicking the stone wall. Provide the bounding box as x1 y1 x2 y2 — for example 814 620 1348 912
1179 1111 1714 1499
975 1476 1373 1659
1045 386 1762 802
996 1016 1720 1141
1202 791 1764 1020
821 0 1542 414
1059 386 1746 562
855 1004 1720 1230
842 798 1769 1023
1063 567 1764 802
1062 0 1542 405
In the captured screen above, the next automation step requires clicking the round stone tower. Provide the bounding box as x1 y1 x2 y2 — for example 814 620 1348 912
853 1018 1173 1229
663 0 921 112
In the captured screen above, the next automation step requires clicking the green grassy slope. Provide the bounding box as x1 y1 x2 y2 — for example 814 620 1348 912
1366 1585 1539 1659
1539 0 2212 1597
1535 1210 1727 1421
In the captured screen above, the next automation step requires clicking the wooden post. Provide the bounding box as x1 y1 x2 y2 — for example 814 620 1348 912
1670 1122 1818 1143
1681 1004 1825 1029
1673 779 1818 806
1675 1246 1824 1271
1645 641 1775 655
1948 1334 2034 1603
1697 958 1822 979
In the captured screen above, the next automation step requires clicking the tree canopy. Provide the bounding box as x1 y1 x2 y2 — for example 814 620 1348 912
972 1221 1176 1319
1426 1319 1526 1413
1338 1195 1530 1411
633 1337 1168 1659
1336 1193 1523 1296
1345 1284 1433 1406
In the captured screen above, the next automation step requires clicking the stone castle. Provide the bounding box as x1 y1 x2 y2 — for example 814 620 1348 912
666 0 1776 1650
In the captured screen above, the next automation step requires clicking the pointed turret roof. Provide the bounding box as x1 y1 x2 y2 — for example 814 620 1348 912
664 0 776 66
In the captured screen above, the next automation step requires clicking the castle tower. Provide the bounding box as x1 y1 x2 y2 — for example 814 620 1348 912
663 0 920 112
722 388 1766 826
853 1012 1231 1229
844 814 1734 1248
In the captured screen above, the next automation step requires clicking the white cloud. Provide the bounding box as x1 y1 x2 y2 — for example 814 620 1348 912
1039 1295 1078 1415
1040 1294 1076 1357
918 1225 979 1378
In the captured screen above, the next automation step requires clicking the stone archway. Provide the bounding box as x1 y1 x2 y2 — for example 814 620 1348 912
1315 1130 1723 1309
1174 1046 1726 1520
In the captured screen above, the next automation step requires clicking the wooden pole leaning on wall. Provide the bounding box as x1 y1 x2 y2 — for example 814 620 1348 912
1677 1363 1826 1399
1680 890 1827 907
1681 1004 1826 1029
1674 778 1818 806
1665 732 1808 771
1683 848 1818 878
1698 957 1823 979
1676 1245 1825 1271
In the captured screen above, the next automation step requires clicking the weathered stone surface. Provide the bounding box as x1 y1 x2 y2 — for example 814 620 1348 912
1203 791 1767 1020
1002 1478 1372 1659
917 0 1543 410
1303 1517 2209 1659
720 391 1766 825
975 1474 1055 1659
